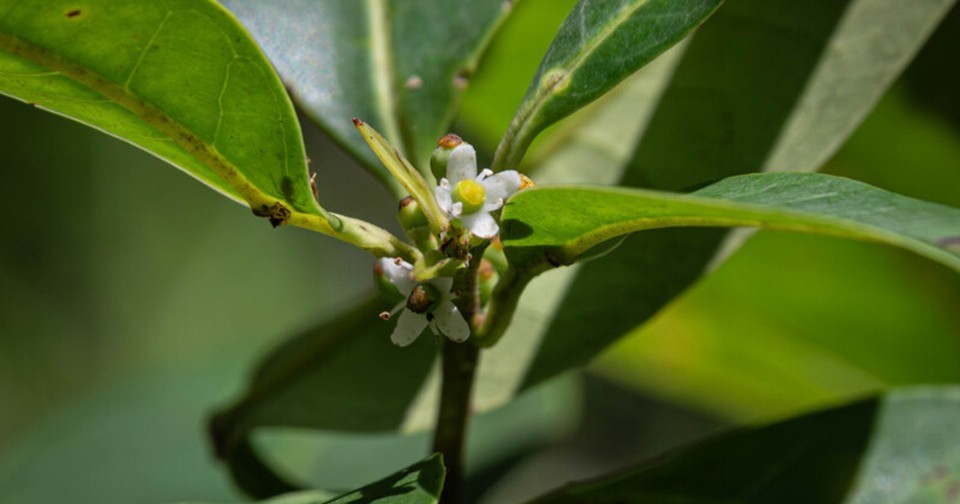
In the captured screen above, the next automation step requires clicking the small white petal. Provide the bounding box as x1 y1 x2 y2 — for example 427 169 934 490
391 309 429 347
481 170 521 204
433 301 470 342
460 211 499 239
431 277 454 292
481 197 504 213
450 201 464 217
446 144 478 184
379 258 416 295
478 168 494 179
435 183 454 213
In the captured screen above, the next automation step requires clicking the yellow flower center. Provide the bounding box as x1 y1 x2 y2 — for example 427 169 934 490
452 179 486 214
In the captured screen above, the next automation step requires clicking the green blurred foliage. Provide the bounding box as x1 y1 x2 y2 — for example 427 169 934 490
0 95 389 502
592 84 960 421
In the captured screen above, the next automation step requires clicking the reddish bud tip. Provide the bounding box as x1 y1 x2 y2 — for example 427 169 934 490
437 133 463 149
352 117 364 126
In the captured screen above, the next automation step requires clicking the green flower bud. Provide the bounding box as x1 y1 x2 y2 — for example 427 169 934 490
398 196 438 251
430 133 463 181
398 196 429 229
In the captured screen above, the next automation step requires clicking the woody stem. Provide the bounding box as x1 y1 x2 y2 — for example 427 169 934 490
431 243 487 504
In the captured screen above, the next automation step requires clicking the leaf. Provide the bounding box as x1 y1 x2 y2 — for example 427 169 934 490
518 0 957 389
320 454 444 504
221 0 513 191
502 173 960 272
179 455 443 504
209 298 438 498
492 0 724 170
0 0 329 226
531 386 960 504
353 119 446 232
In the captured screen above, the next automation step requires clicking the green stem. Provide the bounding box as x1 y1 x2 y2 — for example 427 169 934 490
431 340 480 504
431 245 487 503
472 266 534 347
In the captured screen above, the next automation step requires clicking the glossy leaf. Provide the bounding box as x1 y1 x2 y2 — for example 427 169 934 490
222 0 513 191
532 386 960 504
521 0 956 389
502 173 960 272
492 0 723 170
0 0 331 226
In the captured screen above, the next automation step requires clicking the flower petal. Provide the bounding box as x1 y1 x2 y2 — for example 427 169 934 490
434 301 470 342
446 144 478 184
460 211 499 239
391 309 428 347
379 258 416 295
435 179 453 213
481 170 521 205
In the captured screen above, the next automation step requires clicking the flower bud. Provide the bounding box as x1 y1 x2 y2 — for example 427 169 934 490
398 196 429 229
430 133 463 181
399 196 438 251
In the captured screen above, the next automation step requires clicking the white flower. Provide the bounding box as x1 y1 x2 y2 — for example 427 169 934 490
377 258 470 346
434 144 521 239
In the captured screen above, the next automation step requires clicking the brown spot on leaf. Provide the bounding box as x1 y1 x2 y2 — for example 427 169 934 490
66 9 82 18
252 202 291 228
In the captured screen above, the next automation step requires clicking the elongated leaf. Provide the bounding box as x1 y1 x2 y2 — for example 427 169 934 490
222 0 513 191
502 173 960 271
520 0 956 389
505 172 960 384
0 0 326 225
532 386 960 504
492 0 723 170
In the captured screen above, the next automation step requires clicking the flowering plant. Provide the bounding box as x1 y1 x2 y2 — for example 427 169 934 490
2 1 960 503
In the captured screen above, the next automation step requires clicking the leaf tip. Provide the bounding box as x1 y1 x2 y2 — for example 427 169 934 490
352 117 365 127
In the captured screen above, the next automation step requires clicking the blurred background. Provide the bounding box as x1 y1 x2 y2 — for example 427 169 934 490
1 1 958 503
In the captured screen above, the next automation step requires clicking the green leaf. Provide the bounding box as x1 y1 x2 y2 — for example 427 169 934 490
519 0 956 389
320 454 444 504
222 0 513 191
209 298 438 498
0 0 329 226
492 0 723 170
531 386 960 504
504 172 960 383
502 173 960 272
180 455 443 504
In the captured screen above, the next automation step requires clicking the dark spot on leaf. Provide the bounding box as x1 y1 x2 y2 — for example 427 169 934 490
66 9 82 18
544 251 563 268
940 236 960 254
252 202 291 228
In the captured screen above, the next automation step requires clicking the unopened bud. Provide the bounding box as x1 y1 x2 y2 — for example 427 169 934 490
431 133 463 181
398 196 429 229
